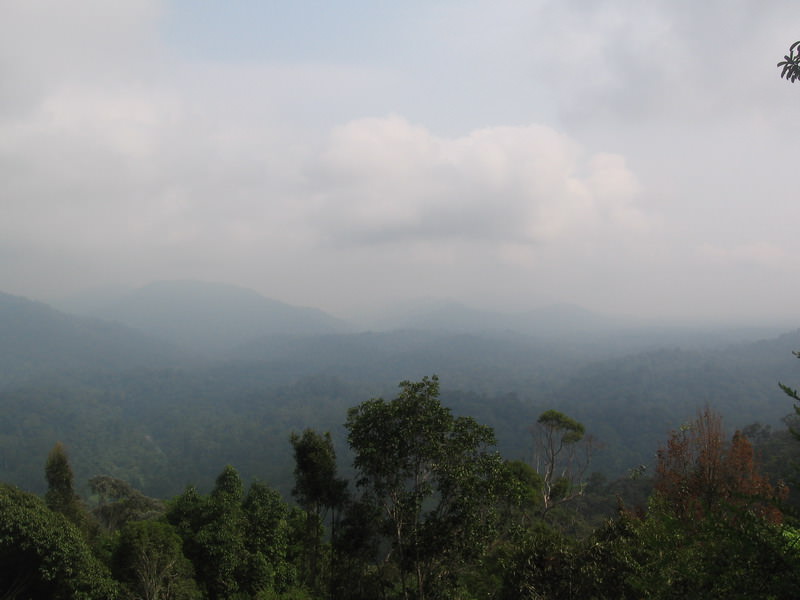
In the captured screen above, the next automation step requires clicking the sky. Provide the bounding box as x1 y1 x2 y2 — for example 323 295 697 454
2 0 800 324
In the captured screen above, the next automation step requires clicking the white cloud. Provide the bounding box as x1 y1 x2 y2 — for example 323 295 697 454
309 116 650 249
0 0 798 321
698 242 789 268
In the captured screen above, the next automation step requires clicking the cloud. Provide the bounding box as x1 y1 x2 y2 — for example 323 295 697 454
525 0 800 126
308 116 649 249
0 0 164 116
698 242 789 268
0 0 796 322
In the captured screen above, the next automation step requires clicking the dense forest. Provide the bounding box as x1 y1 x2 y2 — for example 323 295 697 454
2 376 799 598
1 284 800 597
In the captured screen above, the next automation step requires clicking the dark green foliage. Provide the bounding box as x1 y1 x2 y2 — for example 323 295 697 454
778 41 800 82
2 371 798 599
498 492 800 600
0 483 119 599
44 442 94 534
167 467 299 599
90 475 165 531
779 350 800 440
345 375 508 599
243 481 295 593
111 520 199 600
290 429 347 593
629 497 800 598
290 429 347 517
193 466 248 599
497 524 583 600
3 324 800 500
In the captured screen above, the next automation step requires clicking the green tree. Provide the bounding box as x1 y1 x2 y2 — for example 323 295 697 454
345 375 507 600
167 466 248 600
112 520 199 600
90 475 165 532
630 492 800 598
289 428 347 593
779 350 800 440
197 466 248 599
167 467 300 599
0 483 119 599
530 410 596 516
44 441 93 534
242 480 295 595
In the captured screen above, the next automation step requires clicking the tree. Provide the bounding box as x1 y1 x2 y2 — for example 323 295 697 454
630 409 799 597
530 410 596 516
778 41 800 82
289 428 348 592
654 407 785 523
167 466 249 600
112 520 199 600
242 481 295 595
89 475 165 532
345 375 507 600
778 350 800 440
0 483 119 599
44 442 93 534
167 467 299 599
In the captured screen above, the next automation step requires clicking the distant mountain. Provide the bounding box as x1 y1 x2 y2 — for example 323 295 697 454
0 291 182 384
369 300 622 337
230 328 575 391
89 280 351 354
50 284 133 315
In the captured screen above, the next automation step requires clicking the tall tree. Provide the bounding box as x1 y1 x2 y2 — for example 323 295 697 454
530 410 596 516
654 407 785 522
89 475 165 532
111 520 199 600
345 375 507 600
44 442 92 533
167 467 298 599
242 481 294 595
629 408 799 597
778 350 800 440
167 466 249 600
290 428 347 593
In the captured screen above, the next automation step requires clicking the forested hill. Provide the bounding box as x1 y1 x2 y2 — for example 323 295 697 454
0 291 186 383
1 288 798 501
58 280 351 355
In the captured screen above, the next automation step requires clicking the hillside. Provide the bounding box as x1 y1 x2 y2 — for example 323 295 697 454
85 280 351 355
0 292 185 385
0 287 798 501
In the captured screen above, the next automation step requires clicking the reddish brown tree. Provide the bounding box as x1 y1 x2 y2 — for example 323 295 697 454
654 408 786 524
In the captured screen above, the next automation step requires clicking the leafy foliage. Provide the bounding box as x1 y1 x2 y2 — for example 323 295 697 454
654 408 786 523
531 410 597 516
779 349 800 440
90 475 165 531
111 520 199 600
345 375 508 599
45 442 94 534
0 483 119 599
289 429 347 593
778 41 800 83
167 466 300 599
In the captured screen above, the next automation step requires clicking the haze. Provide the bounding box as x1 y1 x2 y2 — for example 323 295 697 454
2 1 799 326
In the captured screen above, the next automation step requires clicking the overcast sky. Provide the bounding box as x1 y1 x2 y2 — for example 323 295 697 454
2 1 799 323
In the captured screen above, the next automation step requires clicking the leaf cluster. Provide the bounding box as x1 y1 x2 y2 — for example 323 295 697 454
778 41 800 82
